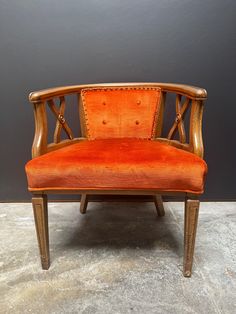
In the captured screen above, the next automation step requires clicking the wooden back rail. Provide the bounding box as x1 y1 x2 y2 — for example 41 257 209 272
29 83 206 159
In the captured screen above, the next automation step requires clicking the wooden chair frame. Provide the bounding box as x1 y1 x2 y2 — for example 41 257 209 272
28 82 207 277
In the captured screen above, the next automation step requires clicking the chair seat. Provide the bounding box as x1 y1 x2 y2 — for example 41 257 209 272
25 138 207 194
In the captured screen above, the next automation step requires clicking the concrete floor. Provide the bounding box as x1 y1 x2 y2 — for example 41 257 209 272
0 201 236 314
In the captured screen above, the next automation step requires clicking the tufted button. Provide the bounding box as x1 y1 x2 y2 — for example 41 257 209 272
137 100 141 105
135 120 140 125
102 120 107 124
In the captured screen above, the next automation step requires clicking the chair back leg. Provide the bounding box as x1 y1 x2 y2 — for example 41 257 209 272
80 194 89 214
183 197 200 277
32 194 50 270
153 195 165 216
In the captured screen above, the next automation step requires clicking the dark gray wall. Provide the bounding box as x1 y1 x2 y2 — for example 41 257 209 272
0 0 235 201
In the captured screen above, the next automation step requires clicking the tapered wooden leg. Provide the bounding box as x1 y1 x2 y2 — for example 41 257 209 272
32 194 50 270
183 197 200 277
80 194 89 214
153 195 165 216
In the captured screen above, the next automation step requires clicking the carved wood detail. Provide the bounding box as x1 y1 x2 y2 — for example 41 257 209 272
48 97 74 143
167 95 190 144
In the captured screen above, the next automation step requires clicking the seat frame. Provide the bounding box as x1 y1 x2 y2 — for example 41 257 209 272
28 82 207 277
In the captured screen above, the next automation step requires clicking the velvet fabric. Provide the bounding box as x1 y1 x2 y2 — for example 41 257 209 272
81 87 161 139
25 139 207 194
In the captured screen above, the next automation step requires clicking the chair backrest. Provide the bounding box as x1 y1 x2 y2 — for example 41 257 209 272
80 87 161 139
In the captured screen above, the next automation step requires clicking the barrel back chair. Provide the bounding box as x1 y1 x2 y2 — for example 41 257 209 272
25 83 207 277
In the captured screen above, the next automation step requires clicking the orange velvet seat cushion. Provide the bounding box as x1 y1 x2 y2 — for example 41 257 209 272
25 139 207 194
80 87 161 139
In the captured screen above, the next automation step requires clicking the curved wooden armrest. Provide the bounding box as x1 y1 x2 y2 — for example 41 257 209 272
149 83 207 100
29 82 207 103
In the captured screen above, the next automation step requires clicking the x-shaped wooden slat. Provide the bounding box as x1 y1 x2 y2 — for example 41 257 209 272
48 97 74 143
167 95 190 143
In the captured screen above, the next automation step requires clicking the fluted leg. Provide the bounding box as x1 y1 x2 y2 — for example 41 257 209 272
183 197 200 277
80 194 89 214
153 195 165 216
32 194 50 270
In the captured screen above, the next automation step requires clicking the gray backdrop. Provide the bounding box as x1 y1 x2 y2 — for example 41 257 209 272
0 0 235 201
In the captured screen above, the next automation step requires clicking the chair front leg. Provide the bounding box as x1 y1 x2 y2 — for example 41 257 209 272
183 196 200 277
153 195 165 216
32 194 50 270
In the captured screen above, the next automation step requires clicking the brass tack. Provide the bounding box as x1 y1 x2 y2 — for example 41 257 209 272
103 102 106 105
137 100 141 105
135 120 140 125
102 120 107 124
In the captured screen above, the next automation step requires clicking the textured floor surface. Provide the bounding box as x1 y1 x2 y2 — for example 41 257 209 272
0 201 236 314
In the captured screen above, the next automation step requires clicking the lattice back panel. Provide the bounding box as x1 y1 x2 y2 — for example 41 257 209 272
46 94 81 144
161 92 191 143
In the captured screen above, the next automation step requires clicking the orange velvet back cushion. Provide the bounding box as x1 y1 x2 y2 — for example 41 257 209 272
80 87 161 139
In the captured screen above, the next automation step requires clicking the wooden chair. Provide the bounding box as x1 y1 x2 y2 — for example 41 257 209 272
25 83 207 277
